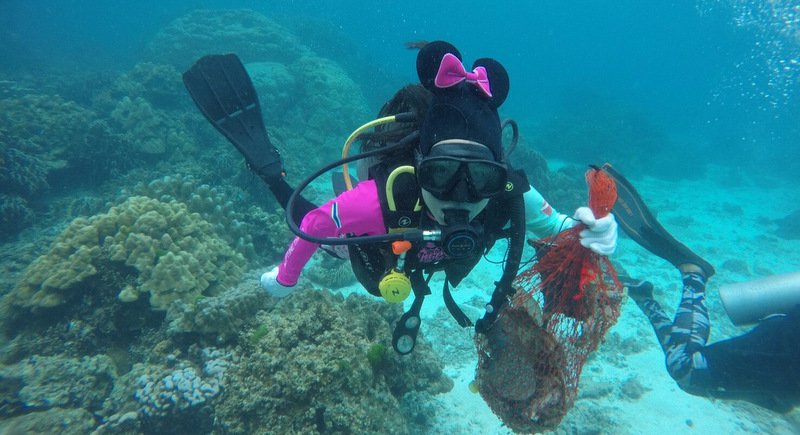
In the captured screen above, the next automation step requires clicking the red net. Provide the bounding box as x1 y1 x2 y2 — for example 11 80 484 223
475 166 624 433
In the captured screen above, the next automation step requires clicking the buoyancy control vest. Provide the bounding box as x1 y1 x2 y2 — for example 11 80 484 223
346 157 530 353
284 111 528 353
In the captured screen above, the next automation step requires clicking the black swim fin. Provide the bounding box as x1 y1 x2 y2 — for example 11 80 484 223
183 54 285 182
603 164 715 278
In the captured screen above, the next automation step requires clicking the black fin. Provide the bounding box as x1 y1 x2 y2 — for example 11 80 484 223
603 164 715 278
183 54 284 181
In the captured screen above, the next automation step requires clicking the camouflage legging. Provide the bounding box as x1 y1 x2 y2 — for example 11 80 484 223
634 272 711 387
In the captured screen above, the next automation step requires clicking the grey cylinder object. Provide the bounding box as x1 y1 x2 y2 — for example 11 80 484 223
719 271 800 326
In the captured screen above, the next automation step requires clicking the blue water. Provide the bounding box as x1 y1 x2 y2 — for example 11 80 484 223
1 1 799 433
5 1 798 175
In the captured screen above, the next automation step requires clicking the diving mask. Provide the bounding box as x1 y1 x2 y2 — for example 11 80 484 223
417 139 507 202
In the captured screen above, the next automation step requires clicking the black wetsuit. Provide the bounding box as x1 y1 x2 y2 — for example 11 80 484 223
633 272 800 413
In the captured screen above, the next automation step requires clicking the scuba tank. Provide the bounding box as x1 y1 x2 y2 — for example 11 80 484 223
719 271 800 325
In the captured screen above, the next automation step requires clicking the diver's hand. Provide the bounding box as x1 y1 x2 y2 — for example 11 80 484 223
260 266 295 298
574 207 618 256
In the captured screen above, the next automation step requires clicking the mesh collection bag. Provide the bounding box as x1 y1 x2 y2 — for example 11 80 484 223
475 166 624 433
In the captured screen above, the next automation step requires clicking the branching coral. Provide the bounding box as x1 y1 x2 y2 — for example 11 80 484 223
7 196 245 311
0 194 34 239
0 147 49 196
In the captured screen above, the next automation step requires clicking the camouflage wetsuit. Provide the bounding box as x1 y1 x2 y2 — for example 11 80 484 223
631 272 800 413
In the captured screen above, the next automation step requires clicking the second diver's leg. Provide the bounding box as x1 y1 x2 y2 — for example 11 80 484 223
628 270 711 387
663 270 711 383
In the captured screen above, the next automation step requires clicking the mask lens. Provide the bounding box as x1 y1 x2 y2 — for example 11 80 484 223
419 159 462 193
467 162 507 196
419 157 507 199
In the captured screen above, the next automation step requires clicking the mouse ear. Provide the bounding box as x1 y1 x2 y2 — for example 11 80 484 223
417 41 461 91
473 58 509 108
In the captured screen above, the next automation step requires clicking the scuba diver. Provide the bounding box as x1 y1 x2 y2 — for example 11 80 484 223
606 165 800 413
183 41 618 354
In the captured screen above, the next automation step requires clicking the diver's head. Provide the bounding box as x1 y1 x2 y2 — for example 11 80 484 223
418 139 505 223
414 41 510 225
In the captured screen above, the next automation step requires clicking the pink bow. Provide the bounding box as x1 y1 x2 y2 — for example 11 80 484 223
434 52 492 97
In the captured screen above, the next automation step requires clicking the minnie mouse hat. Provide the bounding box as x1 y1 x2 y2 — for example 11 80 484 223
416 41 510 162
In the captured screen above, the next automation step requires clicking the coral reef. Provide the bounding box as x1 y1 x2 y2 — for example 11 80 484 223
143 9 371 181
0 10 459 434
0 146 49 196
0 407 96 435
242 61 296 123
166 280 272 340
0 94 94 167
6 196 245 312
0 92 142 195
214 290 453 434
2 243 450 434
0 138 45 237
0 354 116 416
127 174 293 264
144 9 311 69
134 347 233 417
96 62 187 111
109 95 195 156
0 194 34 239
306 253 357 289
254 54 371 179
247 205 295 262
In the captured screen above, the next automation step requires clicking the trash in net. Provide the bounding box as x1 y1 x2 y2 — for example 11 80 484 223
475 165 624 433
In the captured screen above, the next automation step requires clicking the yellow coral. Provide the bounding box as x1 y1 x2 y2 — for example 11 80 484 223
10 196 245 311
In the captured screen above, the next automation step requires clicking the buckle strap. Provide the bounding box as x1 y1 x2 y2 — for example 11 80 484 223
443 280 473 328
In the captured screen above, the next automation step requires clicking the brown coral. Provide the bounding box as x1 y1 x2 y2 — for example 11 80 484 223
215 290 452 434
7 196 245 311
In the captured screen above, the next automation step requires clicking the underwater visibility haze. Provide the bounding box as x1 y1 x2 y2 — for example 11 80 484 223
0 1 799 433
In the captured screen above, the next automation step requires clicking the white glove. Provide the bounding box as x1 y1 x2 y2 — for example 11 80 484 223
260 266 295 298
573 207 618 256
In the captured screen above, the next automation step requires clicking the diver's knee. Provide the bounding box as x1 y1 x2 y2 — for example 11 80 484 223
666 363 691 386
665 351 709 394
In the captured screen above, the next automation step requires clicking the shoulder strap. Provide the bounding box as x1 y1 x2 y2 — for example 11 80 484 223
475 192 526 333
371 162 423 232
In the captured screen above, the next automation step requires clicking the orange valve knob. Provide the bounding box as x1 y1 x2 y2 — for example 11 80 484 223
392 240 412 255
